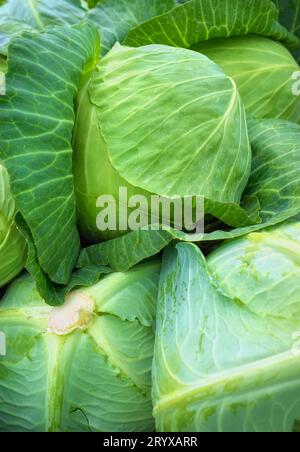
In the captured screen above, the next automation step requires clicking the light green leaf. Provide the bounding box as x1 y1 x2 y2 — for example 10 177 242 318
0 165 26 288
208 220 300 319
94 42 248 200
0 260 159 431
125 0 299 50
87 0 176 56
84 261 160 326
192 35 300 123
244 119 300 221
0 223 27 289
0 164 15 231
153 241 300 432
0 23 100 285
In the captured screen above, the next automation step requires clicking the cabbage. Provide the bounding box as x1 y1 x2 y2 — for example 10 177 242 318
153 221 300 432
73 43 251 241
0 164 26 288
0 0 300 435
0 1 299 301
0 260 160 432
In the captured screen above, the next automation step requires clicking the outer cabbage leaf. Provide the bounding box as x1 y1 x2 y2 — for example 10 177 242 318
124 0 299 50
242 119 300 221
152 240 300 432
86 0 177 56
0 260 160 431
0 0 87 55
74 43 253 242
0 0 178 57
0 165 26 288
0 23 100 285
15 212 112 307
273 0 300 62
192 36 300 123
77 119 300 272
208 220 300 319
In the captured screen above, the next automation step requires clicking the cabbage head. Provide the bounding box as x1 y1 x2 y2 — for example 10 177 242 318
73 43 251 242
0 261 160 432
153 220 300 432
192 35 300 123
0 164 26 288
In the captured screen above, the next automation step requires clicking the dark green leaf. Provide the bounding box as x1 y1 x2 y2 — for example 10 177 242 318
0 23 100 284
273 0 300 61
16 213 111 306
125 0 299 50
0 0 87 54
87 0 177 55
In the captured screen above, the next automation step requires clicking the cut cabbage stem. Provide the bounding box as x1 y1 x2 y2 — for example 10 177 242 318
48 291 95 335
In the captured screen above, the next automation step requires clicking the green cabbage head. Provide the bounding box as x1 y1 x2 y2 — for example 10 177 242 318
0 164 26 288
0 261 160 432
73 43 251 242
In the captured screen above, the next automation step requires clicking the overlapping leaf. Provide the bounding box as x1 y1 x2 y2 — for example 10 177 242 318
0 165 26 288
16 213 111 307
0 261 159 431
273 0 300 62
87 0 177 56
84 43 253 219
152 241 300 432
0 0 87 55
78 119 300 272
193 36 300 123
0 23 100 284
125 0 299 49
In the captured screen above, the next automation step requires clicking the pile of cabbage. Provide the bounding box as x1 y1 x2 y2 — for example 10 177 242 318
0 0 300 432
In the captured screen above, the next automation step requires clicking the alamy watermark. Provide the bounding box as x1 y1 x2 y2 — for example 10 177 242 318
96 187 204 237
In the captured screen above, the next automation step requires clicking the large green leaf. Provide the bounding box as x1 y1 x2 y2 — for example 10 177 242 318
0 23 100 284
193 35 300 124
78 118 300 272
0 261 160 431
87 0 176 56
97 42 252 199
152 240 300 432
124 0 299 50
0 0 87 55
